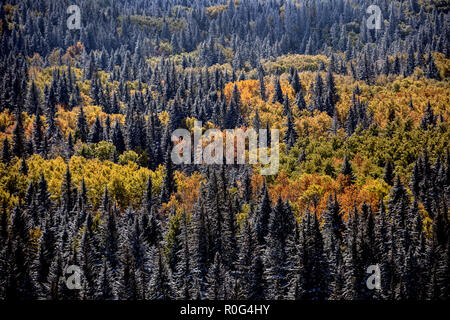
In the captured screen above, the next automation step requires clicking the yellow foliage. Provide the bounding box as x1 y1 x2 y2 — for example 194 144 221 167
263 54 329 74
24 155 160 209
206 4 228 18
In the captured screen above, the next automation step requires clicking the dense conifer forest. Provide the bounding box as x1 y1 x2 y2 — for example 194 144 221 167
0 0 448 300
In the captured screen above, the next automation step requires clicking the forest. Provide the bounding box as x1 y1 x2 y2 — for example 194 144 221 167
0 0 448 300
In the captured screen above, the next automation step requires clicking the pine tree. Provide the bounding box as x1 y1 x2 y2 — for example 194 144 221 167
252 109 261 130
148 248 173 300
173 211 192 299
406 45 415 76
248 255 265 300
61 166 74 213
294 89 306 112
12 111 25 158
291 70 302 94
1 138 11 163
254 182 271 246
206 252 226 299
272 77 284 104
263 198 290 299
111 121 126 154
426 52 439 80
421 102 436 129
76 107 89 143
190 203 208 298
78 213 102 299
160 150 176 204
325 66 338 116
258 65 266 101
88 117 103 144
25 81 41 115
383 160 395 186
341 154 355 184
284 112 298 151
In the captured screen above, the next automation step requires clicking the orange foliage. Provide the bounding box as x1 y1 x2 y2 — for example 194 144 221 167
62 42 84 66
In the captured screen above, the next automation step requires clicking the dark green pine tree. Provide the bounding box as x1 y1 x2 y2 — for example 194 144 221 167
222 196 238 268
427 195 449 300
173 211 192 299
95 259 116 300
36 173 51 225
284 112 298 151
374 200 394 299
32 109 44 155
8 205 38 299
406 45 415 76
67 132 74 158
342 212 358 300
88 117 103 144
248 254 265 300
252 108 261 130
294 89 306 112
254 182 271 246
148 248 174 300
341 154 356 184
190 200 208 296
76 107 89 143
225 84 242 128
78 213 102 299
312 71 324 111
25 81 42 115
1 138 11 164
205 252 226 299
69 84 82 110
236 217 256 299
263 198 290 299
426 52 440 80
141 175 162 247
12 111 25 158
421 102 436 129
101 187 120 272
44 250 67 300
160 150 176 204
258 65 267 101
282 94 291 117
383 160 395 186
61 166 74 213
325 66 338 116
387 176 411 299
116 246 140 300
305 212 328 299
0 202 8 243
111 121 126 154
272 77 284 104
128 213 150 299
291 70 302 94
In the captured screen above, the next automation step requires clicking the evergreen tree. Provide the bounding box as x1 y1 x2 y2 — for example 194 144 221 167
148 248 173 300
1 138 11 163
76 107 89 143
254 182 271 246
160 150 176 204
12 111 25 158
421 102 436 129
383 160 395 186
272 78 284 104
341 154 356 184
